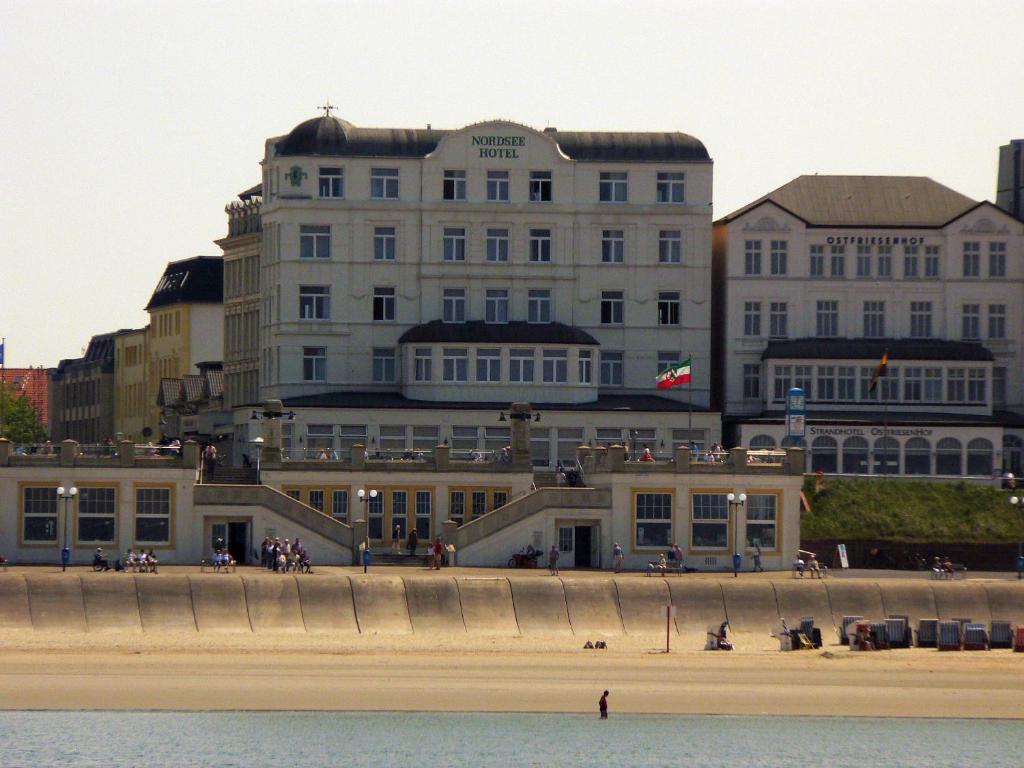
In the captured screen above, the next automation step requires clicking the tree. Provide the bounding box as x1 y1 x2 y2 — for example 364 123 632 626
0 383 47 444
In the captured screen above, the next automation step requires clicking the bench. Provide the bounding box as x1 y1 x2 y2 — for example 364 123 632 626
645 560 689 576
931 564 967 580
200 558 237 573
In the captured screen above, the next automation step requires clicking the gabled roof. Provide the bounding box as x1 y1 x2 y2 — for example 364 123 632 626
145 256 223 311
762 338 994 362
398 320 599 346
717 175 978 228
158 378 184 406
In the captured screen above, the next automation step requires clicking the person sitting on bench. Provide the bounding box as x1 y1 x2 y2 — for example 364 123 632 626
807 553 822 578
716 620 733 651
92 548 111 571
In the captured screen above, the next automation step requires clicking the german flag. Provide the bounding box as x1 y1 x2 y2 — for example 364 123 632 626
868 350 888 392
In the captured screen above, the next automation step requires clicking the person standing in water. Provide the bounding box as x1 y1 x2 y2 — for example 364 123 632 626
599 690 609 719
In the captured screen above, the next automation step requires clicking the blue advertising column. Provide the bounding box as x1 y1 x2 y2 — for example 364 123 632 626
786 387 807 453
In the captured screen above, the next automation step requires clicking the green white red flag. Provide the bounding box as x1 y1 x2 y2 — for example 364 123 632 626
656 357 692 389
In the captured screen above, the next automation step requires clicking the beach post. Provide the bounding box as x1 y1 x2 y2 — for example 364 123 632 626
664 604 676 653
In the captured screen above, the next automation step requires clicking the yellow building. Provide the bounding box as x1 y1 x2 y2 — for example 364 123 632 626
113 327 150 441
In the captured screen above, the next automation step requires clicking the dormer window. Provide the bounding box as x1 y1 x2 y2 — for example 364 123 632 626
529 171 552 202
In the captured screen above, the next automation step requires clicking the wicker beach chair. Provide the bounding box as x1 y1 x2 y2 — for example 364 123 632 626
869 621 889 649
989 621 1013 649
885 617 910 648
938 620 962 651
963 623 989 651
916 619 939 648
839 615 863 645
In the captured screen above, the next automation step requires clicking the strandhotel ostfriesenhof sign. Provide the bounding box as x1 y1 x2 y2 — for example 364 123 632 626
472 135 525 158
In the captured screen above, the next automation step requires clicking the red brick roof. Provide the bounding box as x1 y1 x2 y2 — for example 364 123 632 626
1 368 49 425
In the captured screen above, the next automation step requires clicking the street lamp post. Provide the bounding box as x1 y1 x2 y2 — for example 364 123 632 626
1010 495 1021 578
56 486 77 572
727 492 746 578
250 436 264 485
357 488 378 573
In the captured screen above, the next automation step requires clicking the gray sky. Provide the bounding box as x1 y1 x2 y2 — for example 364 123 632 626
2 0 1021 368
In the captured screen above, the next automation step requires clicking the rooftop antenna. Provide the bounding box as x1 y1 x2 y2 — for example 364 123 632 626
318 99 336 117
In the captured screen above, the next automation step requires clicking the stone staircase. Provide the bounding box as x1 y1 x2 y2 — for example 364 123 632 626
367 550 431 567
532 470 560 488
203 466 257 485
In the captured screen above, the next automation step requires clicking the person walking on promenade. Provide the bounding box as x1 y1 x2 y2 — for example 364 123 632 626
599 690 609 719
407 528 418 557
612 543 624 573
752 543 763 572
392 524 402 553
548 543 560 576
432 537 444 570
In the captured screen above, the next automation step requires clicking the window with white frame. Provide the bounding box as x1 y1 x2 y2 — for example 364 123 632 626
300 225 330 259
372 348 396 383
528 289 551 323
415 491 432 539
657 351 680 379
529 171 552 202
331 490 349 521
962 304 980 340
485 289 509 323
601 290 624 324
413 426 438 452
817 366 835 400
484 426 511 452
414 348 432 382
993 367 1006 406
370 167 399 199
599 350 623 386
303 346 326 382
924 245 940 278
529 229 551 262
769 302 788 338
22 487 57 542
962 242 980 277
373 226 396 261
770 240 788 275
599 171 628 202
988 242 1006 277
299 286 330 320
476 348 501 382
903 367 922 402
443 227 466 261
318 167 343 198
859 367 878 401
543 349 568 383
510 348 535 382
863 301 885 337
656 171 685 203
830 245 845 277
809 245 824 277
77 486 116 543
658 229 681 263
743 363 761 399
967 368 986 403
601 229 625 263
443 348 468 382
745 494 777 549
578 349 592 384
924 367 942 401
487 170 509 202
744 240 762 275
816 300 838 337
880 366 900 402
988 304 1006 339
658 291 680 325
910 301 932 338
135 487 171 545
451 426 478 451
947 368 966 402
635 492 672 548
443 170 466 201
373 287 395 321
308 489 325 513
904 246 919 278
442 288 466 323
877 245 893 278
691 493 728 549
856 245 871 278
837 366 856 400
743 302 761 336
773 365 792 401
449 490 465 526
794 365 813 397
337 425 367 453
486 228 509 262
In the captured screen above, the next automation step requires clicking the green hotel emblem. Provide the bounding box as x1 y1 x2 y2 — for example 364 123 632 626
285 165 307 188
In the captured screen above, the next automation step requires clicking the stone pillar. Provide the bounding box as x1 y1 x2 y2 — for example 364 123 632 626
592 445 608 470
785 447 805 475
730 447 748 469
60 439 79 467
576 445 592 472
351 518 367 565
443 519 459 547
674 446 691 473
434 443 450 470
509 401 532 466
351 443 366 471
119 440 135 467
0 438 13 465
607 444 625 471
181 440 200 469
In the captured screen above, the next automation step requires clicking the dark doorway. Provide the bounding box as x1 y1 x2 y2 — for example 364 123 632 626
228 522 249 564
574 525 592 568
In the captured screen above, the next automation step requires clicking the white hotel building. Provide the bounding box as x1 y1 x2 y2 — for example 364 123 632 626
230 113 719 464
715 176 1024 477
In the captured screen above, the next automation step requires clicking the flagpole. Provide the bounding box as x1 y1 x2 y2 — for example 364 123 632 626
1 337 5 440
687 351 693 431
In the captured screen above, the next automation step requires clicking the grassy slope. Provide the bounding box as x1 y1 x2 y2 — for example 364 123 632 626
801 477 1022 543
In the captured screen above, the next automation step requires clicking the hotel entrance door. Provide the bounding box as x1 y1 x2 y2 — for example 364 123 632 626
211 521 250 564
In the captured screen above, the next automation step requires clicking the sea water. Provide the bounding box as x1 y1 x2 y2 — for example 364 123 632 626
0 711 1021 768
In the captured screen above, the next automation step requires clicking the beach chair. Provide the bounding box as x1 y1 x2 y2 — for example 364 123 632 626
937 620 962 651
989 621 1013 649
869 621 889 650
1014 625 1024 653
839 615 863 645
962 623 989 651
885 617 910 648
916 619 939 648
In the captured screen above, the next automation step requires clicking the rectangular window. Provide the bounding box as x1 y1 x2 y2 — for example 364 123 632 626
599 351 623 387
962 242 980 277
299 285 329 320
470 490 487 519
476 348 501 382
331 490 349 521
744 240 762 275
910 301 932 338
485 289 509 324
318 167 344 198
743 364 761 399
599 171 628 202
370 167 399 199
449 490 465 526
77 487 116 543
442 288 465 323
923 368 942 402
303 346 326 382
770 240 788 275
830 245 845 277
902 366 922 402
877 245 893 278
967 368 986 403
528 289 551 323
691 493 728 549
988 304 1006 339
658 291 680 325
635 492 672 548
601 229 625 263
529 171 552 202
372 348 396 383
510 349 535 383
23 487 58 542
543 349 568 383
414 348 432 382
880 366 899 402
658 229 681 263
903 246 919 278
338 425 367 453
135 487 171 545
863 301 885 337
443 227 466 261
413 426 438 452
809 245 824 277
486 228 509 262
443 169 466 201
947 368 965 402
373 226 396 261
745 495 777 549
993 367 1006 407
443 348 468 382
379 426 406 454
529 229 552 262
300 225 330 259
856 245 872 278
451 427 478 452
988 242 1006 277
487 170 509 202
859 366 878 402
601 291 624 324
794 365 813 398
415 491 432 540
308 490 325 513
837 366 856 400
656 171 685 203
578 349 592 384
373 287 395 321
962 304 980 340
769 302 788 338
816 366 835 401
743 301 761 336
924 246 940 278
815 300 838 337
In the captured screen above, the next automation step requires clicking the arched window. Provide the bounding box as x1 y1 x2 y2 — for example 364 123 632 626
842 436 869 474
935 438 962 475
967 438 993 476
1003 435 1023 475
811 435 837 473
749 434 776 449
903 437 931 475
873 436 899 475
